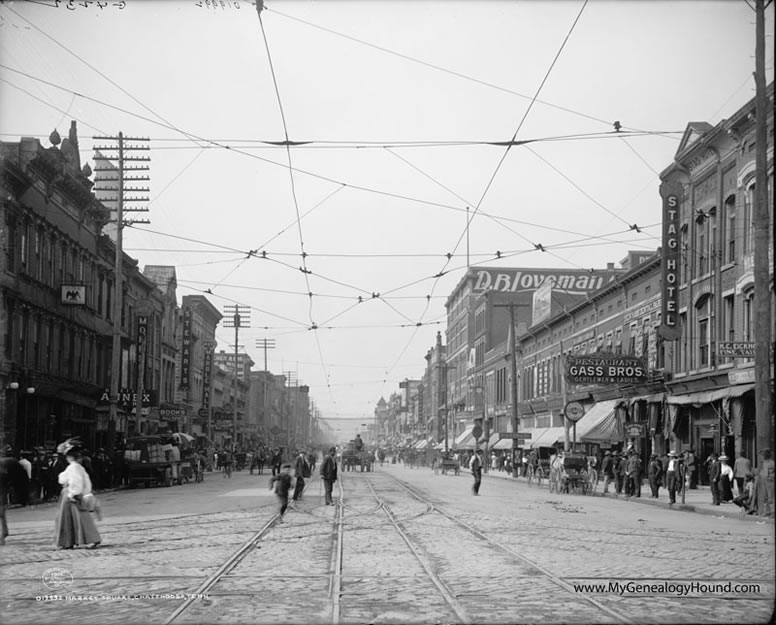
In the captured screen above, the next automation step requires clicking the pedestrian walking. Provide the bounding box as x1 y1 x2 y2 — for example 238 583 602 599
647 453 663 498
756 449 774 518
292 450 309 502
271 448 283 476
719 455 734 503
666 450 683 505
708 453 721 506
625 450 641 497
54 440 101 550
615 452 626 495
470 449 483 495
320 447 338 505
600 451 613 493
733 452 753 496
270 463 293 521
685 448 697 489
0 451 29 546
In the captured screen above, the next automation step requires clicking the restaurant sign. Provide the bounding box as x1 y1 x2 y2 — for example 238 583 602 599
565 354 647 385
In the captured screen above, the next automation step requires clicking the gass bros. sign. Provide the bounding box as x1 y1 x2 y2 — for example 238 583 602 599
565 354 648 385
473 268 618 295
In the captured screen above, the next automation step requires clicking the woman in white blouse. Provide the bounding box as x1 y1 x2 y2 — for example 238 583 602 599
54 445 101 549
719 455 735 503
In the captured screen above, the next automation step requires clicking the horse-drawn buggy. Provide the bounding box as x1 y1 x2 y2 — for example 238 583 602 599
437 451 460 475
549 452 594 495
527 446 556 487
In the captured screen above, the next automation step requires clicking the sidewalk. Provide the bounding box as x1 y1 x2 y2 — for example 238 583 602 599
481 469 774 524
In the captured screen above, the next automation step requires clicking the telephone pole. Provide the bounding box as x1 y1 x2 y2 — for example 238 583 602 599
753 0 773 454
93 133 150 450
256 339 276 443
223 305 250 451
495 302 524 478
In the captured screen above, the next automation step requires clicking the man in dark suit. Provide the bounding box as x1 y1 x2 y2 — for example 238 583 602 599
320 447 338 505
708 452 721 505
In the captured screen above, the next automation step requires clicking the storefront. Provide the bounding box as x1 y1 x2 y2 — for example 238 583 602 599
665 383 755 485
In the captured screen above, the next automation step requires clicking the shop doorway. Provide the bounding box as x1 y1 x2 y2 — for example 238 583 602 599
699 437 715 486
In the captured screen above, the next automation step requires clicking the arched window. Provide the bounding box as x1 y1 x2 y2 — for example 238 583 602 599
724 195 736 263
695 293 712 368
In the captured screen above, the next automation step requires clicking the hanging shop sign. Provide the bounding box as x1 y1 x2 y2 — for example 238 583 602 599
61 284 86 305
564 401 586 422
565 354 647 385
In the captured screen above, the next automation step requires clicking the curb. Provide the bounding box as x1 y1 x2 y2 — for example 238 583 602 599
480 471 774 524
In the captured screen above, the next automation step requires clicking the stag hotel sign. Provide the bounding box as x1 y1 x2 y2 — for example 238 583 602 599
659 182 683 340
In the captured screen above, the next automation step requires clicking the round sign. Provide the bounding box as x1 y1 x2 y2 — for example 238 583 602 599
472 424 483 440
564 401 586 422
197 408 209 418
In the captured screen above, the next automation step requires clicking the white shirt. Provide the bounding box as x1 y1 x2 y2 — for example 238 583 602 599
18 458 32 479
58 461 93 498
720 463 734 479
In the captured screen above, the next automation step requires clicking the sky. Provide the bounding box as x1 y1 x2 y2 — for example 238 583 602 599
1 0 773 434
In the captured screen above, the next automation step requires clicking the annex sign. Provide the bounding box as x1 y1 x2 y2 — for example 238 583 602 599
565 354 647 385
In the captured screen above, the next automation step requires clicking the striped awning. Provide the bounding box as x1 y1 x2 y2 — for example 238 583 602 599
580 406 624 443
530 426 566 449
573 400 619 440
453 425 477 449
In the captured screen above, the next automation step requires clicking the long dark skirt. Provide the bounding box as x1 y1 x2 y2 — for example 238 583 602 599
54 492 101 548
720 475 734 502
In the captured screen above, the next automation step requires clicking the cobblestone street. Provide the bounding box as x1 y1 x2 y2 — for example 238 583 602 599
1 465 773 624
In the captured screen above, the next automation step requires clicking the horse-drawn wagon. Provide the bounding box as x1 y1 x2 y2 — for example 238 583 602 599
548 453 594 495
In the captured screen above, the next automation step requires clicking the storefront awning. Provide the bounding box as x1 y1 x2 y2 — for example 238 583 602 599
580 407 624 443
453 425 476 449
573 400 619 440
530 426 566 448
493 436 520 450
665 384 755 406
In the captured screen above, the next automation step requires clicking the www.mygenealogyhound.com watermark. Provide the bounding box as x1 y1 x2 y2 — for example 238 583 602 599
573 581 763 597
36 594 211 602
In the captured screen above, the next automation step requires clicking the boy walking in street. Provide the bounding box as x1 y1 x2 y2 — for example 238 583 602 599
270 463 293 521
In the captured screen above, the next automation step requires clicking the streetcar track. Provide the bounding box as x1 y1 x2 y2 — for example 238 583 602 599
383 471 638 625
365 479 472 624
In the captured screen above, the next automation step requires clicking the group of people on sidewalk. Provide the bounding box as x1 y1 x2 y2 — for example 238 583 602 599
0 437 104 550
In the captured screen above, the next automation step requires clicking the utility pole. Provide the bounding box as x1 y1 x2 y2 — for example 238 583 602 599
753 0 773 454
284 370 298 455
93 133 150 450
255 338 276 444
223 305 250 451
495 302 522 478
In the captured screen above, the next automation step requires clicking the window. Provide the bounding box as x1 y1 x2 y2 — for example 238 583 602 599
20 221 29 270
744 184 755 255
696 296 712 368
723 295 735 342
698 318 709 367
614 328 623 354
696 213 708 277
34 228 42 281
725 196 736 263
743 293 753 343
681 225 689 284
32 315 40 368
628 322 638 355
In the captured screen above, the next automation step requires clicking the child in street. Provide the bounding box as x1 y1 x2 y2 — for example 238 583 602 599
270 463 293 521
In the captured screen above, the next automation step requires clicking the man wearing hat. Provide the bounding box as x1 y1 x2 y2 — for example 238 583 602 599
647 453 663 498
666 451 683 504
320 447 338 506
600 451 613 494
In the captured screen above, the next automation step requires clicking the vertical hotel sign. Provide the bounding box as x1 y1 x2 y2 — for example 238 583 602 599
659 181 683 340
180 307 192 390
